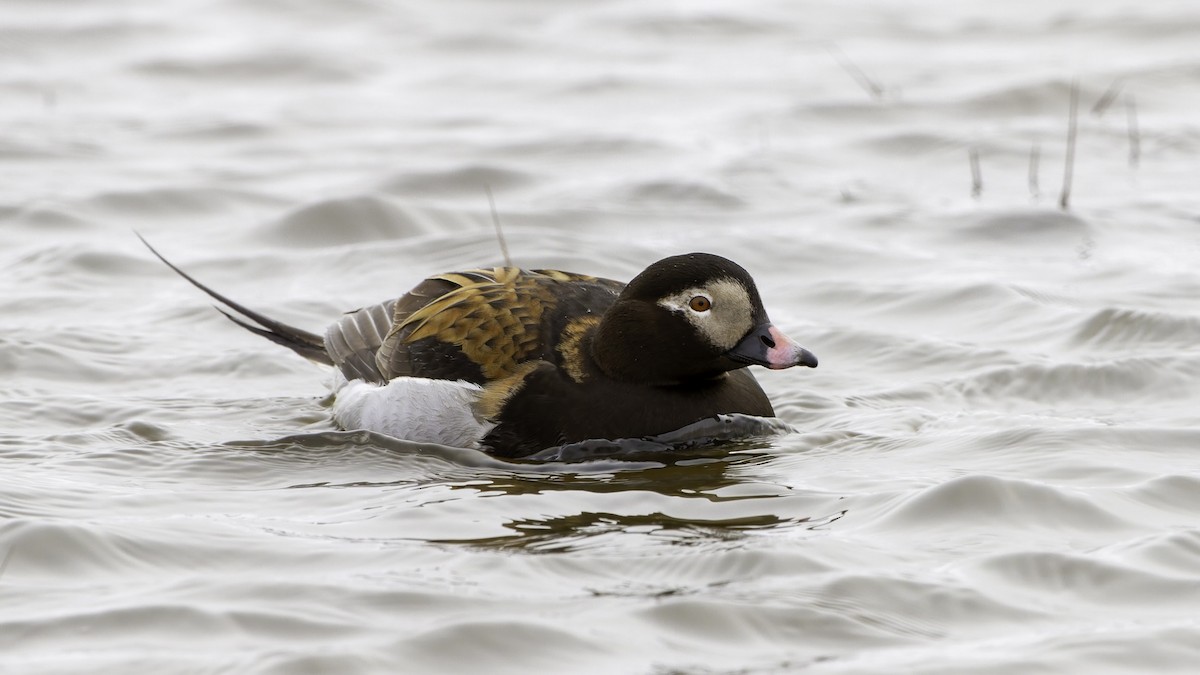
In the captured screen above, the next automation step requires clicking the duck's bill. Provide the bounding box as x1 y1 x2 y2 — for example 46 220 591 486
726 323 818 370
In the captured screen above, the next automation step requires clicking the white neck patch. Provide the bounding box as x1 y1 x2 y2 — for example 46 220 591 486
657 278 754 351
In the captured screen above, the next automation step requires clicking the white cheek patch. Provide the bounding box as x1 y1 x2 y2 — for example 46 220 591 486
657 278 754 350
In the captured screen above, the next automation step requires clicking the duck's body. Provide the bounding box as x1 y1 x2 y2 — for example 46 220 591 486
143 238 817 457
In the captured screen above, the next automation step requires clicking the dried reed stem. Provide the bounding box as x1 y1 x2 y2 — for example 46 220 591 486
1059 80 1079 211
1126 94 1140 169
1090 79 1123 117
485 184 513 267
827 45 884 100
1028 142 1041 199
968 147 982 199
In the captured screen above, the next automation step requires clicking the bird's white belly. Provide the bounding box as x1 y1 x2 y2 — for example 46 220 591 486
331 375 494 448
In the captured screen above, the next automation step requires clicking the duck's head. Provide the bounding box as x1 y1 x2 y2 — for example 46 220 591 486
592 252 817 385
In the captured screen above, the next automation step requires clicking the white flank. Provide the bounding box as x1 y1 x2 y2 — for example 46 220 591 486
331 375 494 448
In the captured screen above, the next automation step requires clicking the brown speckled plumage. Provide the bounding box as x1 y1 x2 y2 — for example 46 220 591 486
351 267 623 386
557 315 602 384
371 267 618 383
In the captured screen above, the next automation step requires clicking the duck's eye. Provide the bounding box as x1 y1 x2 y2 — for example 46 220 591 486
689 295 712 312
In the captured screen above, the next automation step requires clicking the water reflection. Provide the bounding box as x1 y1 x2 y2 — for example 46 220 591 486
237 430 799 490
433 509 847 554
234 415 798 499
462 452 764 498
229 427 847 552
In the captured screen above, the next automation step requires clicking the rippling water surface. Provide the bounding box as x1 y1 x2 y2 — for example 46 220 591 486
3 1 1200 673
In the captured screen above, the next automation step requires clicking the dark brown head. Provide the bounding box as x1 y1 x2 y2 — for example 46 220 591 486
591 252 817 385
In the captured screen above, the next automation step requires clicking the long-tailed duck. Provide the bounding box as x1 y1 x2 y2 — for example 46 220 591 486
142 237 816 457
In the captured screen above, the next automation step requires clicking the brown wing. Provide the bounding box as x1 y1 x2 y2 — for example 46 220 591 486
371 267 622 385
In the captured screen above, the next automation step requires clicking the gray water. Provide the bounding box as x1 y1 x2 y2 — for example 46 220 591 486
3 1 1200 673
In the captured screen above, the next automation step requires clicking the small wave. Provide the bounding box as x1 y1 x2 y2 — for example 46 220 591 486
1121 473 1200 516
1102 528 1200 578
944 208 1091 244
797 573 1047 640
0 17 163 56
967 550 1200 609
866 474 1131 533
152 119 275 141
1069 306 1200 351
8 244 169 284
46 419 173 447
0 595 356 670
0 333 138 384
376 164 534 198
394 619 607 674
135 50 360 83
853 130 962 156
636 596 912 652
956 355 1200 406
256 195 463 247
0 519 159 577
1065 13 1200 40
495 133 674 160
813 324 1020 377
0 139 80 161
84 186 277 218
575 7 787 38
0 203 90 229
920 78 1085 118
607 179 747 211
803 277 1040 324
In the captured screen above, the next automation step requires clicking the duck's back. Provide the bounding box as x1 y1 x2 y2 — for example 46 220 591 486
324 267 625 386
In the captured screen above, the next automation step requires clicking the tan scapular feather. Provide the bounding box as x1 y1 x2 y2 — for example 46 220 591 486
475 360 545 421
557 315 601 384
390 267 562 379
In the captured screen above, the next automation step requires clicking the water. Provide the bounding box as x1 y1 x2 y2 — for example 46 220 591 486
3 0 1200 673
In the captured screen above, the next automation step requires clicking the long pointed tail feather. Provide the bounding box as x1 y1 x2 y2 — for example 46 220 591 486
138 233 333 366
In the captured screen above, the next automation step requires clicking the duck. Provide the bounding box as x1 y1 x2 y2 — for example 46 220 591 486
141 236 817 457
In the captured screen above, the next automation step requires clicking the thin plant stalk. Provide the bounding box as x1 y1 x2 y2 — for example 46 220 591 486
968 147 982 199
485 184 513 268
1126 94 1141 169
1028 142 1041 200
827 44 884 100
1090 79 1124 117
1060 80 1079 211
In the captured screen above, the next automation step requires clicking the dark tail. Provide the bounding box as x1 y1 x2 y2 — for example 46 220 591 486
138 233 334 366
